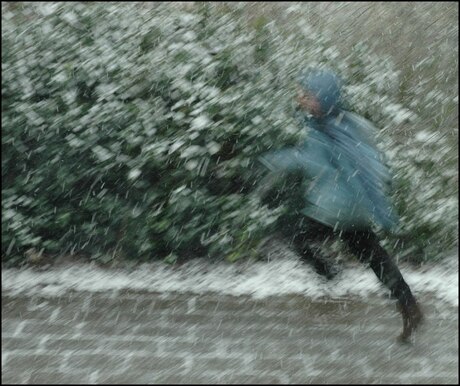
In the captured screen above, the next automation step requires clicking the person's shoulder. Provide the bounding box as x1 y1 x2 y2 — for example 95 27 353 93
344 111 378 132
341 110 380 146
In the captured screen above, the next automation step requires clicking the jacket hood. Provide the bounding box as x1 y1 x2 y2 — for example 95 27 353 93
297 68 342 116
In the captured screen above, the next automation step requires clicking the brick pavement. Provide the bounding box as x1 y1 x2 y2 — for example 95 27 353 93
2 291 458 384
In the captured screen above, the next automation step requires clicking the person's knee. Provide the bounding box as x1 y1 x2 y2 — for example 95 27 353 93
342 229 380 262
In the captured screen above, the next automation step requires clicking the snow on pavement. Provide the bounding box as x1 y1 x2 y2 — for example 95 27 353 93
2 253 457 306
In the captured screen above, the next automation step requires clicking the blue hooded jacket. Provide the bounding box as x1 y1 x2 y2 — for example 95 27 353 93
259 69 398 232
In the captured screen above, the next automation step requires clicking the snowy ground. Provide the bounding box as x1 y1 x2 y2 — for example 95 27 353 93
2 249 458 384
2 249 457 306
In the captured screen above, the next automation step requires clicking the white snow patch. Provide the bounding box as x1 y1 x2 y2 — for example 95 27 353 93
128 168 141 180
2 254 458 306
191 115 210 130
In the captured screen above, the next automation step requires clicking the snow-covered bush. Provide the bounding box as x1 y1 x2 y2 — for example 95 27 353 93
2 3 301 265
2 2 457 265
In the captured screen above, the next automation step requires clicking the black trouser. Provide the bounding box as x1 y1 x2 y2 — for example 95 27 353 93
281 215 417 308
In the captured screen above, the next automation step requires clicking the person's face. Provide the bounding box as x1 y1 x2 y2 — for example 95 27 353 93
296 87 322 117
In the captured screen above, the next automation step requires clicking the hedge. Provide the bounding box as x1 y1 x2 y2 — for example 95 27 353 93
2 2 457 266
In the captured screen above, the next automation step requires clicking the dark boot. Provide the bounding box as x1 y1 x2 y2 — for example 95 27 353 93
311 256 340 280
284 218 340 280
296 243 340 280
398 300 424 342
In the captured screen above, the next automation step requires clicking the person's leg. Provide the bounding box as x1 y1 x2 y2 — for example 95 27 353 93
340 229 423 340
283 216 339 279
